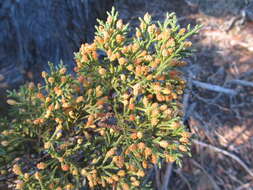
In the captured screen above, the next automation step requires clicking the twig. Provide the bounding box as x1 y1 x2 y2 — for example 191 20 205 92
230 40 253 52
235 182 253 190
161 163 173 190
224 170 244 186
229 79 253 87
174 169 193 190
238 69 253 79
154 163 173 190
193 140 253 178
183 71 193 112
184 0 199 8
183 88 191 117
191 159 220 190
154 165 162 190
192 90 231 112
223 15 241 32
192 80 237 95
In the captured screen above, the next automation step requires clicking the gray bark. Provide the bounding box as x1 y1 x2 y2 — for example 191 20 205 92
0 0 113 112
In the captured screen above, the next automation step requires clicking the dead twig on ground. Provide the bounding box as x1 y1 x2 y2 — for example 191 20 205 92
229 79 253 88
193 139 253 178
235 182 253 190
223 15 242 32
191 159 220 190
174 169 193 190
224 170 244 186
238 69 253 79
192 80 237 95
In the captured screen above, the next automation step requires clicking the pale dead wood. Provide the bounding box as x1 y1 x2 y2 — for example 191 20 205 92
192 80 237 95
229 79 253 87
235 182 253 190
193 140 253 178
161 163 173 190
223 15 242 32
230 40 253 52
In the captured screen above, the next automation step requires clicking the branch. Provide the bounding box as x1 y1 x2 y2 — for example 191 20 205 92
191 160 220 190
229 79 253 88
235 182 253 190
154 165 162 190
192 80 237 95
193 140 253 178
174 169 192 190
161 163 173 190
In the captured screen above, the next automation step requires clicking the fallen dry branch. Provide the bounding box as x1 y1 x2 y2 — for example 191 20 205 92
235 182 253 190
191 159 220 190
229 79 253 88
192 80 237 95
174 169 193 190
193 140 253 178
230 40 253 52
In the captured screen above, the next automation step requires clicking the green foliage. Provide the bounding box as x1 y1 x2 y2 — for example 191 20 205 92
0 7 200 190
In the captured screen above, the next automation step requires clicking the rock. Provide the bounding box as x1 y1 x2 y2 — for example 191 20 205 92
0 0 113 113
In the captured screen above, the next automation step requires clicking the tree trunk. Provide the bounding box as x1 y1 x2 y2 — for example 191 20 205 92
0 0 113 113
